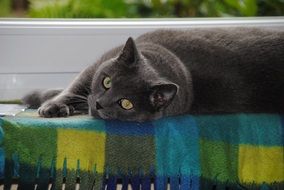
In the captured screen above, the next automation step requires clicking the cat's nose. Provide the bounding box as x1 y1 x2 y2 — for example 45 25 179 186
96 101 103 110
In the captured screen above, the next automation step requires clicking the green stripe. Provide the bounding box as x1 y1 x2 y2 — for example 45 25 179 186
200 138 238 182
2 120 57 169
105 134 155 175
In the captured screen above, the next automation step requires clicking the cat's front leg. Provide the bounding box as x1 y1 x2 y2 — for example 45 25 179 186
38 100 75 118
38 92 88 118
38 65 95 118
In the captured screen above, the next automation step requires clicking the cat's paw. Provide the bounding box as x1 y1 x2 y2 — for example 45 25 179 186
38 102 74 118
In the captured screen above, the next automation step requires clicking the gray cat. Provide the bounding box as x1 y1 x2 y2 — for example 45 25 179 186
22 28 284 122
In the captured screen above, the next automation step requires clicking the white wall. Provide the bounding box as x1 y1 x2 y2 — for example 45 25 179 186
0 18 284 100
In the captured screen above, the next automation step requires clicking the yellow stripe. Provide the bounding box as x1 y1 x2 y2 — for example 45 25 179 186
239 145 284 183
56 129 105 173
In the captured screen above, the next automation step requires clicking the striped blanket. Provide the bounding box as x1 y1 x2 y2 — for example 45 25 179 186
0 110 283 189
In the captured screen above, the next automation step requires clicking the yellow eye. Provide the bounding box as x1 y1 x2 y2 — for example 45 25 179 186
119 99 133 110
102 77 111 89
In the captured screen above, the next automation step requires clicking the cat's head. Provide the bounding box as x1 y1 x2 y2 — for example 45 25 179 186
88 37 178 122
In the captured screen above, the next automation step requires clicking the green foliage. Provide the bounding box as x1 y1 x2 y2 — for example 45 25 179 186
258 0 284 16
129 0 259 17
29 0 128 18
0 0 283 18
0 0 11 17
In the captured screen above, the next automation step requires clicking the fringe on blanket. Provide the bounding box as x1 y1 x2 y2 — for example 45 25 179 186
1 153 283 190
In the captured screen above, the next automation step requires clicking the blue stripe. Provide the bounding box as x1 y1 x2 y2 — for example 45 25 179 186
170 176 179 190
154 116 200 176
190 176 200 190
130 175 140 190
106 175 116 190
141 176 151 190
155 176 167 190
121 175 129 190
0 148 4 179
180 175 190 190
101 174 107 190
106 120 154 135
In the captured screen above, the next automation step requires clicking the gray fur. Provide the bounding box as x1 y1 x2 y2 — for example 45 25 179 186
22 89 62 109
23 28 284 121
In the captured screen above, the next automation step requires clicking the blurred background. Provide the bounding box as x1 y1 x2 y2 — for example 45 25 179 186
0 0 283 18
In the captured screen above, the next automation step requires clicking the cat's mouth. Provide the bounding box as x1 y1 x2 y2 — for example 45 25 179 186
97 111 112 119
88 105 111 119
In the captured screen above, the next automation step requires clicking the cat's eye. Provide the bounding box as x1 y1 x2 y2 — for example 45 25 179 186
119 99 133 110
102 77 111 89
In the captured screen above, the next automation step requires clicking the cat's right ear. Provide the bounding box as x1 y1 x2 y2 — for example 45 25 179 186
149 83 178 111
117 37 141 64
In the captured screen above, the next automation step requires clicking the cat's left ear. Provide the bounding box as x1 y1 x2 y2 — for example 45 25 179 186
149 83 178 111
118 37 141 64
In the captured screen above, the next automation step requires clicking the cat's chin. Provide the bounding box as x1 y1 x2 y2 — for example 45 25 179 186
89 107 107 119
89 107 163 122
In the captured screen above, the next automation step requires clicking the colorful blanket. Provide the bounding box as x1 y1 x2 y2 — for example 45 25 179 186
0 110 283 189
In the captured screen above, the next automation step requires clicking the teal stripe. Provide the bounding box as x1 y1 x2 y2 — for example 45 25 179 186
2 117 105 132
238 114 283 146
196 114 240 144
0 118 3 127
196 114 283 146
154 116 200 176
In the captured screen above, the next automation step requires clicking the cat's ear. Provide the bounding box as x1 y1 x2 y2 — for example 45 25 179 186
149 83 178 111
118 37 141 64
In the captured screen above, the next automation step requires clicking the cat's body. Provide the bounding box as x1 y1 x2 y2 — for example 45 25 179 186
23 28 284 121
